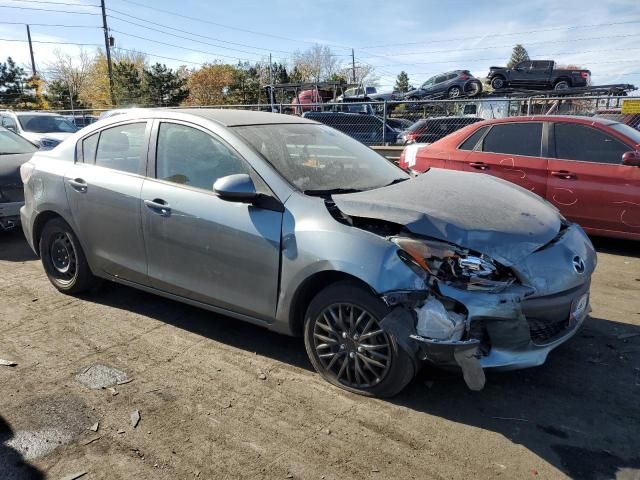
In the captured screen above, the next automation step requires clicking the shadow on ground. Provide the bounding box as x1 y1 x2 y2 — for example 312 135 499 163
0 230 37 262
0 416 44 480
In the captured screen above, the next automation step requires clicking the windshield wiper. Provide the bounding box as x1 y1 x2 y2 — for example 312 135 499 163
303 188 363 196
383 177 410 187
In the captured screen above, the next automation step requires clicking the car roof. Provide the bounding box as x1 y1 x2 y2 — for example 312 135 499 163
12 111 65 117
86 108 319 129
475 115 619 126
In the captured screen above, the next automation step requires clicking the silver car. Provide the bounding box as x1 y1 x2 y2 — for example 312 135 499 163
19 109 596 397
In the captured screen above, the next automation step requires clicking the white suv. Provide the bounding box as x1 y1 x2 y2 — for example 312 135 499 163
0 111 77 150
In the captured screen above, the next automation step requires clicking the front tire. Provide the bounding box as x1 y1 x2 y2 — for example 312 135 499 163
304 281 415 397
447 86 462 98
490 76 506 89
39 218 97 294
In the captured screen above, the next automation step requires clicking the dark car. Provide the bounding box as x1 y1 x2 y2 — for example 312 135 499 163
302 112 398 145
0 126 38 230
384 117 414 132
397 117 484 145
65 114 99 129
399 115 640 240
487 60 591 91
404 71 483 100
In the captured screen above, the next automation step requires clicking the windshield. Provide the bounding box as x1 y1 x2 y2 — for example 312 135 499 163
234 123 408 193
610 123 640 145
17 114 78 134
0 129 38 154
421 77 436 88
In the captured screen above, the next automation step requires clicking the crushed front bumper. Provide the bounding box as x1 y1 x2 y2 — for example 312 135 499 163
379 223 596 390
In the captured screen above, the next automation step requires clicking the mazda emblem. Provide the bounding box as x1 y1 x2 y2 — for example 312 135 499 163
572 256 585 274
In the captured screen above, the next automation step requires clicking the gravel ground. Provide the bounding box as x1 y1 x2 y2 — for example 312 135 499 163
1 230 639 480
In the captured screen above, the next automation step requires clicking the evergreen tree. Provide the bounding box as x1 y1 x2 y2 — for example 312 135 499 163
143 63 188 106
113 61 145 106
0 57 28 106
507 44 530 68
394 71 410 93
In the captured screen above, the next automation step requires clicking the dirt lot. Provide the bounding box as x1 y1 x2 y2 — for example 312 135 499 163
1 230 639 480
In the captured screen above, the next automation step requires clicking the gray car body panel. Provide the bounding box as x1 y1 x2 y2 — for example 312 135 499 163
21 108 596 380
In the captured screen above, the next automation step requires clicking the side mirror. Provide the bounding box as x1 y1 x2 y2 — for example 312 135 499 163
6 124 17 133
213 174 258 202
622 151 640 167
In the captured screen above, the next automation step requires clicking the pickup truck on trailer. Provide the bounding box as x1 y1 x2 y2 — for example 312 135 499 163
487 60 591 91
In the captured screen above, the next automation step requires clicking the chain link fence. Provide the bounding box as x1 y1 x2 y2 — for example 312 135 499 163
31 95 640 148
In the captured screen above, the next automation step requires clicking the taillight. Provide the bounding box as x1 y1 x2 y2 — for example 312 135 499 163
581 72 590 78
459 74 469 80
399 149 406 168
20 162 35 184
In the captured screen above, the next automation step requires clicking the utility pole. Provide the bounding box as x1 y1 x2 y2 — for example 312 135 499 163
26 25 36 77
268 53 275 111
100 0 116 106
351 48 356 84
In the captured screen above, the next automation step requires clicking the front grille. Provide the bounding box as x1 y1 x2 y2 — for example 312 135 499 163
528 316 571 344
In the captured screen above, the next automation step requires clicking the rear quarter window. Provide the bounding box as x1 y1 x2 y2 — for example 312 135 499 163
459 126 489 150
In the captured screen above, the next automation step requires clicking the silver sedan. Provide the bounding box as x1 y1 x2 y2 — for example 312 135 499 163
19 109 596 397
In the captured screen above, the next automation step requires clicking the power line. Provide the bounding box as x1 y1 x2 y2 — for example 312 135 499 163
0 4 101 15
106 10 294 55
360 19 640 49
0 21 101 28
360 33 640 60
111 0 352 50
110 30 266 62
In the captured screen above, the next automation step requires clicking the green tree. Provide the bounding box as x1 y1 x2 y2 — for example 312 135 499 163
0 57 28 106
394 71 410 93
113 61 145 106
507 44 530 68
143 63 188 106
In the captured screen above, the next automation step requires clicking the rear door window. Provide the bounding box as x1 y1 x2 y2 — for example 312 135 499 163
459 126 489 151
481 123 542 156
95 122 147 174
554 123 629 164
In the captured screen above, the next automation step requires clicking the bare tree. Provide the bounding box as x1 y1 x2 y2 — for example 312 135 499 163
292 45 341 83
340 63 379 87
45 50 92 106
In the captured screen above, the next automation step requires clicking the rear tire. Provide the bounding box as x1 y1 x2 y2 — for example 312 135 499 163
39 218 97 294
554 80 570 90
304 281 415 398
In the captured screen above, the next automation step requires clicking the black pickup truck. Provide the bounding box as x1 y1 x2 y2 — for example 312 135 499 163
487 60 591 91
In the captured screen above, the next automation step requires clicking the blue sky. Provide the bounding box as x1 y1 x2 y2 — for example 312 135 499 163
1 0 640 91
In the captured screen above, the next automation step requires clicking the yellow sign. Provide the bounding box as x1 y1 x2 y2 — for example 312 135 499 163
621 99 640 114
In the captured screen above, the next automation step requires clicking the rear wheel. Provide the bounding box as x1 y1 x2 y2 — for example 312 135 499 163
39 218 97 294
304 281 415 397
554 80 570 90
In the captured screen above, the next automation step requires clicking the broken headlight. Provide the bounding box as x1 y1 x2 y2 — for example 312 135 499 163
391 237 516 292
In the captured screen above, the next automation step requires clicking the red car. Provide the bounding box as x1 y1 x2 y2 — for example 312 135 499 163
399 116 640 240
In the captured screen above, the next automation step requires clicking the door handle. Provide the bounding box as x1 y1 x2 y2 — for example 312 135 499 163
67 178 87 192
469 162 489 170
144 199 171 216
551 170 576 180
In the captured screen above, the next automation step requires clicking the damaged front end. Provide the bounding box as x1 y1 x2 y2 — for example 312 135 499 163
376 225 594 392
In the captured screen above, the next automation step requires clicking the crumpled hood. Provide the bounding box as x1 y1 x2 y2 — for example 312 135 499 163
21 131 72 145
333 168 562 265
